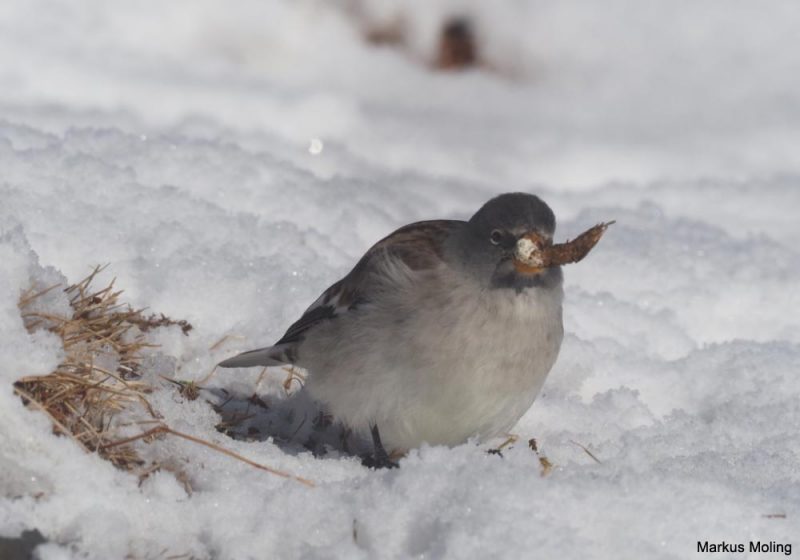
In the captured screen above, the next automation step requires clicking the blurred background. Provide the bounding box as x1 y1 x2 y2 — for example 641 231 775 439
3 0 799 190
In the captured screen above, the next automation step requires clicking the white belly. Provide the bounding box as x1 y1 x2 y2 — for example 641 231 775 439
303 272 564 451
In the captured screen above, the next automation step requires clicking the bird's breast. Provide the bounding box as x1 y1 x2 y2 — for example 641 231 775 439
301 268 565 449
377 275 565 446
414 278 564 393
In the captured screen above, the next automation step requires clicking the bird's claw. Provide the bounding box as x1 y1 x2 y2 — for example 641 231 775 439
361 453 399 469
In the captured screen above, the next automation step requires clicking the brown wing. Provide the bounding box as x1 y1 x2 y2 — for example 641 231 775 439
274 219 459 346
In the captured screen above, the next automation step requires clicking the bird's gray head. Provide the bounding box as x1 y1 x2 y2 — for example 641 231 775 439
446 192 563 291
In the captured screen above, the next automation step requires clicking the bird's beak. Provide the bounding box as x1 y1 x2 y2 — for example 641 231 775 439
512 232 549 275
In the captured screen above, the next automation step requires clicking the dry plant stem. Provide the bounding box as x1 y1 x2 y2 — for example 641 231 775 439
282 366 306 394
569 440 602 464
208 334 244 352
165 427 315 488
496 434 518 451
159 375 203 401
100 425 169 449
254 367 269 392
197 366 218 386
18 283 61 307
102 425 315 488
13 386 91 453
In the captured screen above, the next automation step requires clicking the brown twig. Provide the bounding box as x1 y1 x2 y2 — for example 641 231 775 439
209 334 244 352
103 425 314 487
18 283 61 308
569 440 602 464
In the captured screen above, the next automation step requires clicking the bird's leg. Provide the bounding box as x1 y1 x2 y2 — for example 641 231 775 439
488 433 519 457
362 424 399 469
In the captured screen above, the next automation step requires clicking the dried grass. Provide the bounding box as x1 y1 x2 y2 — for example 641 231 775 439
15 266 314 487
16 265 159 469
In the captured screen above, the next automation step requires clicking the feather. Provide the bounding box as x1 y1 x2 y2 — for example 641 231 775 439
217 343 296 368
218 220 459 368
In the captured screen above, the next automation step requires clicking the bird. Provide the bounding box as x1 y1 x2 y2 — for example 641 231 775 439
219 192 565 468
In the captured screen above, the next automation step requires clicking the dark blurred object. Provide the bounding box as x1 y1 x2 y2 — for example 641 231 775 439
436 18 477 70
0 529 47 560
350 2 481 73
364 17 405 47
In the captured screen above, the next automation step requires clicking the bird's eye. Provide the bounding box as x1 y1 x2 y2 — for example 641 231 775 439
490 230 504 245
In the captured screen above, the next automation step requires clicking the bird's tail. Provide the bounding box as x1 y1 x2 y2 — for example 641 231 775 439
218 343 296 368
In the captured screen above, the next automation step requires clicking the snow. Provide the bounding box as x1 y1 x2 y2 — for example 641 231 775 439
1 1 799 558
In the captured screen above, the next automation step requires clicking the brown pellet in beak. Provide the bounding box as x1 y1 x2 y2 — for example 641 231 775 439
513 221 615 274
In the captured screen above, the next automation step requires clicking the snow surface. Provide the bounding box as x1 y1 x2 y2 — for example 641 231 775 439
1 1 799 558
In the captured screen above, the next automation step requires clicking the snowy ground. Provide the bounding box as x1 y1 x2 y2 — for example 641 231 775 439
1 1 800 558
